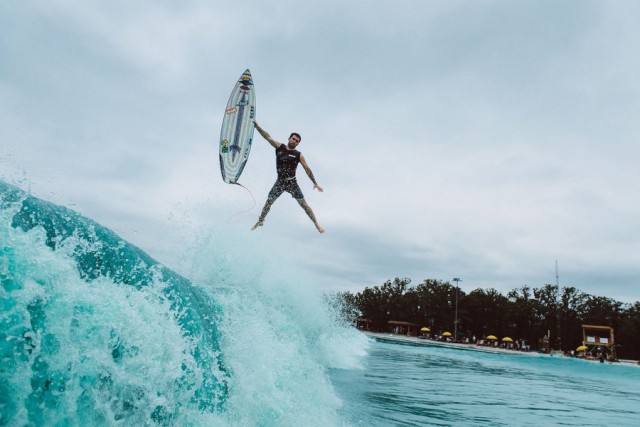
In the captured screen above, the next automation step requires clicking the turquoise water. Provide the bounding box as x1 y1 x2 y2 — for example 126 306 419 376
331 335 640 426
0 181 228 424
0 180 366 426
3 179 639 426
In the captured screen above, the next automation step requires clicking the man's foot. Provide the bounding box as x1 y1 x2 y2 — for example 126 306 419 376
251 220 264 230
316 224 325 234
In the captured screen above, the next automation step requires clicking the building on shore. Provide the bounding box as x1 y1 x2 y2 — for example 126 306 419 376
355 317 372 331
354 318 419 336
387 320 419 336
582 324 617 361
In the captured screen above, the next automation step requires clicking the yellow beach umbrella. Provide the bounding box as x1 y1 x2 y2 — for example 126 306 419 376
502 337 513 342
486 335 498 340
576 345 588 352
420 327 430 332
442 331 452 337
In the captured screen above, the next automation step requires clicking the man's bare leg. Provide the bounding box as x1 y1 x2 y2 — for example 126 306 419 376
252 198 276 230
297 199 325 233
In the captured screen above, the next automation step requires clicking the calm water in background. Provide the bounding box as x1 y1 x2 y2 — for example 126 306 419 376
330 335 640 426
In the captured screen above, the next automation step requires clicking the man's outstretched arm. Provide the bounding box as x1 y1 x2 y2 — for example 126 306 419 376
253 121 281 149
300 154 323 192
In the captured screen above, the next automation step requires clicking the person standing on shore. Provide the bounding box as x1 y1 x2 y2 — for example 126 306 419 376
251 121 325 233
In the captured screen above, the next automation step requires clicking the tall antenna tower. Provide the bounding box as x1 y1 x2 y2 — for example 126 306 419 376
555 259 561 351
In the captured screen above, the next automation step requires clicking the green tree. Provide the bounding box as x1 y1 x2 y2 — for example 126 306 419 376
618 302 640 360
412 279 456 334
533 284 560 348
380 277 412 321
351 277 637 359
354 277 411 330
558 286 588 351
507 285 543 345
464 288 510 338
355 286 387 330
580 295 623 330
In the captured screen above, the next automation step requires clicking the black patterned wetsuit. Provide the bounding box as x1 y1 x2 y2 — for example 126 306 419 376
267 144 304 200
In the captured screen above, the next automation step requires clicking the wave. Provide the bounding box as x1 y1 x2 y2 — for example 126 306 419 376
0 180 227 425
0 179 369 426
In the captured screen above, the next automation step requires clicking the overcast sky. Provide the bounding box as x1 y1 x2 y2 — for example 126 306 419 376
2 0 639 302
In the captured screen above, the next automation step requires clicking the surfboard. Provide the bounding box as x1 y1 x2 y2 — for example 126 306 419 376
219 69 256 184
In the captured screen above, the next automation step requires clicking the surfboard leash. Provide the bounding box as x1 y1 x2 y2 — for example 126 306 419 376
227 182 257 224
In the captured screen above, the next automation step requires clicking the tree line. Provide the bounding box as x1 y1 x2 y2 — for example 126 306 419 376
332 278 640 360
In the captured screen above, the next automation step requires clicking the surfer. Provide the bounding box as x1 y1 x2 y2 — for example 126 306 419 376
251 121 325 233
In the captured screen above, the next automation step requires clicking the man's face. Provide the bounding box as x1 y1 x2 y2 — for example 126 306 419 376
287 135 301 149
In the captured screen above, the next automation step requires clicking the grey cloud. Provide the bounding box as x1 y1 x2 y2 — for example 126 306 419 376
2 1 639 303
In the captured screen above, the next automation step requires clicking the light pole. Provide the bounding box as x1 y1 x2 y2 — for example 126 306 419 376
453 278 462 341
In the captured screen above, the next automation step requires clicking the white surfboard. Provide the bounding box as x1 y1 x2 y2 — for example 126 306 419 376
219 69 256 184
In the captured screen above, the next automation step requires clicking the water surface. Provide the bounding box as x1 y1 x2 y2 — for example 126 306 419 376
331 334 640 426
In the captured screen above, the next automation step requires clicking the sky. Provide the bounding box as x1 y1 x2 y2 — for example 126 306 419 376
1 0 639 302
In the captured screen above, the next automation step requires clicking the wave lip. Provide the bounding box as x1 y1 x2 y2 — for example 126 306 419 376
1 180 228 424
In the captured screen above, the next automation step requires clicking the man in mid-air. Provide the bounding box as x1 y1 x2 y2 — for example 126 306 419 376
251 121 325 233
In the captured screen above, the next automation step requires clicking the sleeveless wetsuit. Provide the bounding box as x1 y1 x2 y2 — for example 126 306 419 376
267 144 304 200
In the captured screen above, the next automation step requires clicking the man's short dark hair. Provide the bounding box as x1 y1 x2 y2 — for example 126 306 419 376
290 132 301 141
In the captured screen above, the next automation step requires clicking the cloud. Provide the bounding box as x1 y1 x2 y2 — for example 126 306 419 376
2 0 639 302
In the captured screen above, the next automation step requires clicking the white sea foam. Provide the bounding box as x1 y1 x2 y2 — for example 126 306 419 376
1 185 369 426
180 223 369 426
